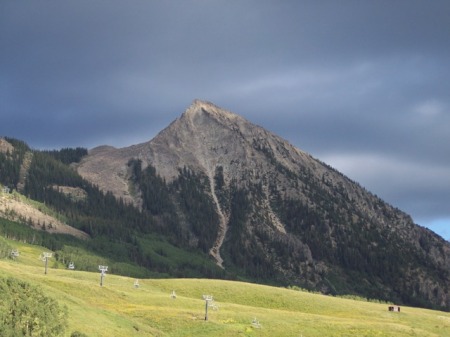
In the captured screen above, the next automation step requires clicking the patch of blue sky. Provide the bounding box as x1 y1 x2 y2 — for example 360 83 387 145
423 218 450 242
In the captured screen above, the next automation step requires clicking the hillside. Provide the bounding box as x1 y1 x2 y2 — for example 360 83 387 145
0 191 88 239
1 238 449 337
0 140 226 280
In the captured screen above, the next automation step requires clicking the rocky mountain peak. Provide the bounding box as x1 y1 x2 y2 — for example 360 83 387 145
182 99 241 123
74 100 450 310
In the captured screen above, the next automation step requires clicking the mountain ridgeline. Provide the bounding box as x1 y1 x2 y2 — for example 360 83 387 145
1 100 449 311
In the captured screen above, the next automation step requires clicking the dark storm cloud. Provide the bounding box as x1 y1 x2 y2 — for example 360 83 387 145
1 1 449 239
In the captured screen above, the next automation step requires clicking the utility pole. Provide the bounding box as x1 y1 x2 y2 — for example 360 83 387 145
40 252 52 274
98 265 108 286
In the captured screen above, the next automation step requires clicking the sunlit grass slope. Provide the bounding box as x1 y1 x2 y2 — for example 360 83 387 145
1 238 449 337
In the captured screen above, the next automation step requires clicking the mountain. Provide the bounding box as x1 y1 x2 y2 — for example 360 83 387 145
1 100 449 310
75 100 450 310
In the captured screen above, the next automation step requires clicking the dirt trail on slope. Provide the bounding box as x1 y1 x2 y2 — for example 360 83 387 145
207 170 229 268
184 111 229 268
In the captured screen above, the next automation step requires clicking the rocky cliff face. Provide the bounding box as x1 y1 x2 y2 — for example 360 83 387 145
77 100 450 310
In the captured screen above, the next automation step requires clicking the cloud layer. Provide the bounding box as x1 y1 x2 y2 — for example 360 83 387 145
1 1 449 239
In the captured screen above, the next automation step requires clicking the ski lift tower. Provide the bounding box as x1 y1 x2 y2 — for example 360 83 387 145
202 295 214 321
170 290 177 299
98 265 108 286
11 249 19 260
40 252 52 274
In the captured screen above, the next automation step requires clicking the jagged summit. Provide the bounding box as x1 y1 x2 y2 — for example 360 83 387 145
176 99 250 144
182 99 241 121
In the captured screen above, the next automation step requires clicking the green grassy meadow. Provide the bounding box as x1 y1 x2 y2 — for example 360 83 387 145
1 238 449 337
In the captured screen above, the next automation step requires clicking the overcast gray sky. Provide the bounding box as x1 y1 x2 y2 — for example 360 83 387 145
1 1 449 240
